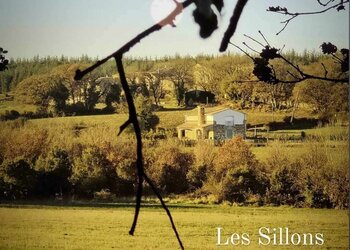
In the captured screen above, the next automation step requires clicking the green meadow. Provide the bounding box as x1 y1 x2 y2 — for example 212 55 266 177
0 204 348 250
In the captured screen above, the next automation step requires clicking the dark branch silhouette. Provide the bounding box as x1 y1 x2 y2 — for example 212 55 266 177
74 1 194 249
317 0 336 7
230 38 349 84
219 0 249 52
114 56 144 236
267 0 349 35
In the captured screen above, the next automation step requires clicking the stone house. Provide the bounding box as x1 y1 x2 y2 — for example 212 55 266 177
177 106 246 143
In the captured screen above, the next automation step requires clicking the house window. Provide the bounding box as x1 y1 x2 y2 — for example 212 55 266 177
225 117 234 126
181 130 185 137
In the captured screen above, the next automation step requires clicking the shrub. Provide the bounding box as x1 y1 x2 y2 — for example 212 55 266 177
298 144 333 208
1 127 49 164
220 165 268 203
187 141 216 190
268 163 305 206
324 167 349 208
106 141 136 182
35 149 72 197
0 110 24 121
0 158 38 199
203 137 268 203
70 146 117 197
214 137 257 177
148 142 193 194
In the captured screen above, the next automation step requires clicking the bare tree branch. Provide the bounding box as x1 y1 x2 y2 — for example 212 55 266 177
219 0 249 52
229 42 255 61
115 56 144 237
143 173 184 250
321 62 329 78
243 34 265 48
230 41 349 84
267 0 349 35
317 0 336 7
242 42 259 54
74 1 194 249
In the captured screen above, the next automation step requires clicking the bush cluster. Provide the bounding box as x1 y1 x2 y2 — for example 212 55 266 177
0 125 347 208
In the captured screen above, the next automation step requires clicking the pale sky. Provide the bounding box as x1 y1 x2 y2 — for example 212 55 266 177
0 0 348 59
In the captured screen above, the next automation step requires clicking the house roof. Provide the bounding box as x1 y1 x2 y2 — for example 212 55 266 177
186 106 246 116
177 122 213 130
206 107 232 115
186 106 227 115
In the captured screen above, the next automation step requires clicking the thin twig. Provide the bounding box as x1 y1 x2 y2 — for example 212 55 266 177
278 54 305 77
278 54 347 82
331 53 344 63
243 34 265 47
276 15 297 35
287 70 301 81
321 62 328 78
258 30 270 47
317 0 335 7
229 42 255 61
242 42 260 54
268 0 348 16
279 44 286 53
268 0 349 35
143 173 184 250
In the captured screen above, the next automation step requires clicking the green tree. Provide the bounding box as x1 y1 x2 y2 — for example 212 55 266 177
135 95 159 131
15 73 69 112
193 63 214 92
166 59 194 106
0 47 9 71
48 80 70 112
95 77 121 109
142 68 166 106
296 80 333 113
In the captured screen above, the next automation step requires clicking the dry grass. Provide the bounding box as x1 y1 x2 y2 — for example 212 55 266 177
0 205 348 249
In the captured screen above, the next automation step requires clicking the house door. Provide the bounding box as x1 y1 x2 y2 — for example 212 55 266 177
196 129 202 139
225 127 234 139
224 117 234 139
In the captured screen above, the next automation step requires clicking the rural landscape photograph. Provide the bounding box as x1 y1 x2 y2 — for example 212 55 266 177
0 0 349 249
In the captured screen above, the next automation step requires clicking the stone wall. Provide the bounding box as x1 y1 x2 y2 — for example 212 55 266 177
233 124 246 138
214 124 246 144
214 124 226 144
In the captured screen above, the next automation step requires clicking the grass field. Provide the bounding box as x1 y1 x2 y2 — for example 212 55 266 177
0 204 348 250
0 99 320 129
0 100 37 114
